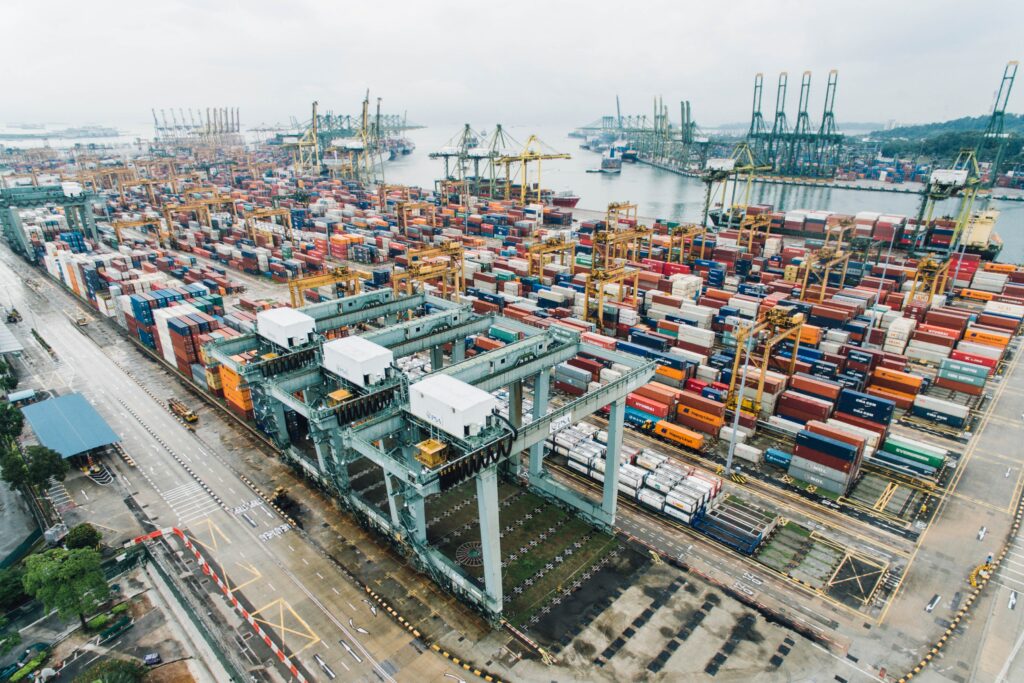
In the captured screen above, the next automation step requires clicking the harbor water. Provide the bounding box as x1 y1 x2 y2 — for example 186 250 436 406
384 125 1024 263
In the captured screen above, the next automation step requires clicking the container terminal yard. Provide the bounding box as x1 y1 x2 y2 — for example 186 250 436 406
1 56 1024 683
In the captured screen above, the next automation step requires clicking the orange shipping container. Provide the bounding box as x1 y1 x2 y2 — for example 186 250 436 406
798 324 822 346
963 329 1010 348
871 367 924 389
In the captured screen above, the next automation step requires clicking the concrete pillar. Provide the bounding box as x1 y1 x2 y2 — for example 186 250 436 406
270 400 289 450
328 432 350 493
529 369 550 479
452 339 466 363
504 380 523 477
406 492 427 545
603 397 626 522
383 474 402 530
310 426 330 476
476 465 503 614
430 345 444 372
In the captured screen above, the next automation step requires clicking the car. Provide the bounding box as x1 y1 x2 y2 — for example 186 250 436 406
143 653 162 666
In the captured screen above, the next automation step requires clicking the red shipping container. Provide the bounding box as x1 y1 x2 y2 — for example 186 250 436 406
677 391 727 418
793 444 856 474
934 376 984 396
949 350 997 373
627 394 671 418
635 382 683 405
832 412 889 440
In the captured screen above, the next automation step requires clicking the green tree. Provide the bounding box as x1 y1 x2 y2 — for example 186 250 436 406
0 566 27 610
65 523 102 550
0 402 24 444
22 548 110 629
23 445 68 488
0 448 28 490
0 615 20 656
76 657 146 682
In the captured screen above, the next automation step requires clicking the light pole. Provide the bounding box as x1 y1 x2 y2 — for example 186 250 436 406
725 326 755 476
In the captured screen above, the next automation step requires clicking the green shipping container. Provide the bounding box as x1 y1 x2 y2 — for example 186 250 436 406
937 369 986 387
881 440 946 469
489 326 519 344
940 360 988 380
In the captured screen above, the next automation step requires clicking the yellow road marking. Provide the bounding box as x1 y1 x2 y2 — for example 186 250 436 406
224 562 262 594
251 598 320 651
188 517 231 552
877 336 1023 625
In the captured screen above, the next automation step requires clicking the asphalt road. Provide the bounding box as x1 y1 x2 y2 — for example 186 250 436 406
0 247 463 683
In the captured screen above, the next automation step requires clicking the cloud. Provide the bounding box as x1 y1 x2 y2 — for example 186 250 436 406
1 0 1020 129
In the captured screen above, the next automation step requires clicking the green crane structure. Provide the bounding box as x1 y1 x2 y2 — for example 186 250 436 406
746 70 843 178
979 61 1018 189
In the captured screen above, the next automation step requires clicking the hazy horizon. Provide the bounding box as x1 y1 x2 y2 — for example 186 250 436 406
2 1 1021 132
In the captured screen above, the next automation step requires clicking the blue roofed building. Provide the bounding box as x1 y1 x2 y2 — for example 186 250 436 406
21 393 120 458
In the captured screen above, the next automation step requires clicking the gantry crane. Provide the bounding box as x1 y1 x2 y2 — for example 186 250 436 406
700 142 772 228
798 244 851 303
912 149 982 255
727 306 805 414
392 242 465 299
285 101 322 175
109 217 164 245
527 236 576 276
734 213 772 255
907 256 951 307
497 135 571 203
664 224 709 264
980 61 1018 189
244 207 293 243
288 267 364 307
396 201 437 232
583 203 650 327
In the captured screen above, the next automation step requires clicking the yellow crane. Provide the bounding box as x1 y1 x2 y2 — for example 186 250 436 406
665 223 709 264
583 203 651 327
496 135 570 203
907 256 951 307
527 237 575 277
392 242 465 299
701 142 772 228
727 306 804 414
396 201 436 232
284 101 322 175
798 245 851 303
288 267 364 308
109 217 164 245
243 207 293 243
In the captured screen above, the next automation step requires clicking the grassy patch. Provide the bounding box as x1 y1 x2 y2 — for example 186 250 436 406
506 532 619 626
86 613 111 630
10 651 48 682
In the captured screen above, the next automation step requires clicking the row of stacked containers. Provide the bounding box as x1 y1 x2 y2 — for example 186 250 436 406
22 178 1024 530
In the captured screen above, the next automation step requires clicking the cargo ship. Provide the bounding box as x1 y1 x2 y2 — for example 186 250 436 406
709 205 1004 261
551 191 581 208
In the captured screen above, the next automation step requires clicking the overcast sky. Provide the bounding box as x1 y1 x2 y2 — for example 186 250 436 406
2 0 1020 131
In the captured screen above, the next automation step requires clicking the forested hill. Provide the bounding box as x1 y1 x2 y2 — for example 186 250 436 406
870 114 1024 140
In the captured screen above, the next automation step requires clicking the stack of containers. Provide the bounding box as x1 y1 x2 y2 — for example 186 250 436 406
627 382 679 424
775 390 833 424
911 395 969 429
832 388 896 443
884 317 915 354
866 368 923 409
220 359 254 419
675 388 726 436
970 269 1009 293
554 362 591 396
935 358 987 396
870 434 948 479
789 421 865 495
